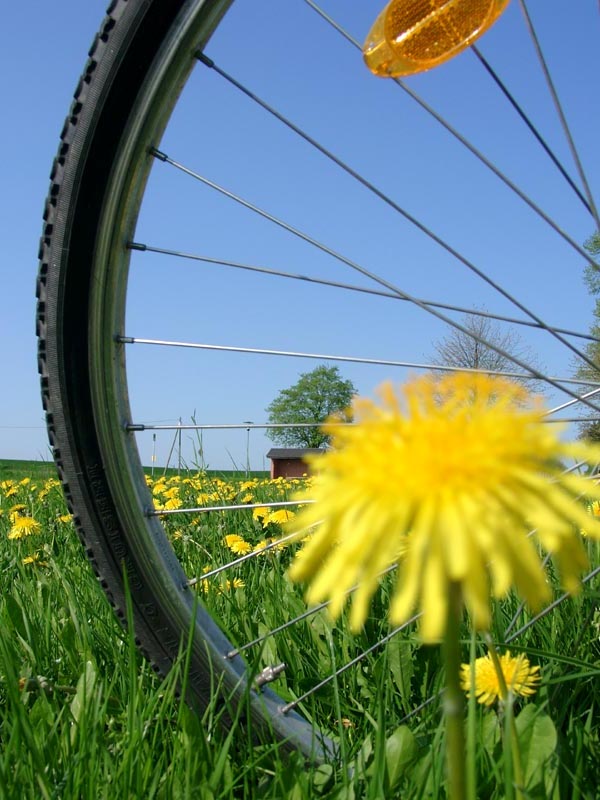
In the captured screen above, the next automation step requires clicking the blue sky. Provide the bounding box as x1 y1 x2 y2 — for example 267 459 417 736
1 1 599 471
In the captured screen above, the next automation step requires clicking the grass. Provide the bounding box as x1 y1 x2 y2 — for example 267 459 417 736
1 467 599 798
0 458 268 483
0 459 58 482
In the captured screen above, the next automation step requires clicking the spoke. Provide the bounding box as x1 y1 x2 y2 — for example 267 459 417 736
280 615 421 714
146 151 600 409
226 601 331 659
548 385 600 417
129 421 342 431
518 0 600 231
148 498 309 519
119 335 600 411
129 241 600 344
187 530 305 587
504 565 600 644
130 416 599 431
399 692 442 725
503 552 553 636
471 46 592 214
225 562 400 659
545 418 600 424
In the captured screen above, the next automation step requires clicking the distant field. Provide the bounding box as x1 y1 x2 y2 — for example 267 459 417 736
0 458 268 483
0 458 59 482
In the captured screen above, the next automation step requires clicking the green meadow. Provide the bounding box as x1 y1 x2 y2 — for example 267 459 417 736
1 465 599 798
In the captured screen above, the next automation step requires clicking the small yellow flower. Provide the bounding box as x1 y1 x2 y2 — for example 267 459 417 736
223 534 252 555
9 505 27 523
22 552 48 567
460 650 540 706
288 373 600 642
197 565 212 594
164 497 182 510
224 578 245 591
265 509 295 526
252 506 270 524
9 517 41 540
57 514 73 524
581 500 600 537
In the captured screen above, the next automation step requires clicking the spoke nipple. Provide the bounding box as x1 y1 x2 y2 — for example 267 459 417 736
195 51 214 68
149 146 168 162
255 663 286 690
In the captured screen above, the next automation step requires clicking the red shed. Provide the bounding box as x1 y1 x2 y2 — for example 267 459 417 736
266 448 324 479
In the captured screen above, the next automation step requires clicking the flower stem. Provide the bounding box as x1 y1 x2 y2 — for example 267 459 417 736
484 635 525 799
444 582 466 800
466 629 478 800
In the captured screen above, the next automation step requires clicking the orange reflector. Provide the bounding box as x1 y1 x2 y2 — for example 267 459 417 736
364 0 511 77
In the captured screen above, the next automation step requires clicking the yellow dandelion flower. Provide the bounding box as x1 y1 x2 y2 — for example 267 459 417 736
9 517 42 540
9 504 27 519
57 514 73 524
224 578 245 591
252 506 270 523
5 488 18 497
223 534 252 555
22 552 49 567
253 539 271 553
460 650 540 706
164 497 182 510
287 373 600 642
197 565 212 594
265 509 295 526
1 480 16 492
19 478 31 486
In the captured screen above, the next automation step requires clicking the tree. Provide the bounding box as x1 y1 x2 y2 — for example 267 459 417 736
266 366 356 448
430 310 543 390
573 231 600 441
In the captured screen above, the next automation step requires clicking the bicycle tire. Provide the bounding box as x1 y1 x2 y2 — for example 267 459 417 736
36 0 329 759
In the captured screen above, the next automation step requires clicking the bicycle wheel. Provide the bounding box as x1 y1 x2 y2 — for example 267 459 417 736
36 0 329 758
37 0 599 762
